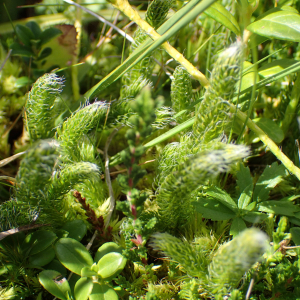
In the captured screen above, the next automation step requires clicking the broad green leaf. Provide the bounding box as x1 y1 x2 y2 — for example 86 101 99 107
258 200 299 216
258 59 299 78
84 0 217 99
23 230 57 255
204 2 240 35
192 198 236 221
26 21 42 39
55 238 93 275
97 252 127 279
81 266 98 277
89 283 118 300
242 212 267 223
205 187 238 210
16 24 35 47
236 163 253 194
74 277 93 300
10 42 34 57
247 8 300 42
230 218 247 237
94 242 123 263
62 220 87 242
240 61 259 91
238 185 253 209
39 270 71 300
250 118 284 144
290 227 300 245
44 259 67 277
253 162 286 203
28 246 55 267
40 27 62 45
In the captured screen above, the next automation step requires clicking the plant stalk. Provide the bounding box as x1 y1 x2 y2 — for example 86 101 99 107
109 0 210 88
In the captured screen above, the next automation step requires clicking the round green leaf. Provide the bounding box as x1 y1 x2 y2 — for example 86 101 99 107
39 270 71 300
16 24 35 47
89 283 118 300
81 266 98 277
62 220 87 241
94 242 123 263
23 230 57 255
28 246 55 267
55 238 93 275
247 8 300 42
97 252 127 279
26 21 42 39
74 277 93 300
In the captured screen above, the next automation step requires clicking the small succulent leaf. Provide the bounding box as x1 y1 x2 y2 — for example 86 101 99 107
10 42 34 57
81 267 98 277
192 198 236 221
62 220 87 242
39 270 71 300
236 163 253 194
258 200 300 217
28 246 55 267
258 59 299 78
204 2 240 35
94 242 123 263
89 283 118 300
250 118 284 144
97 252 127 279
26 21 42 39
238 185 253 209
205 187 238 210
55 238 93 275
242 211 267 223
23 230 57 255
290 227 300 245
247 8 300 42
16 24 35 47
37 47 52 61
40 27 62 45
230 217 247 237
74 277 93 300
253 162 286 203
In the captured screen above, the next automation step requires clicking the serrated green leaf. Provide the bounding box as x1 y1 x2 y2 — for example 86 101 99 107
62 220 87 242
236 163 253 194
204 2 240 35
238 185 253 209
205 187 238 210
39 270 71 300
230 218 247 237
247 8 300 42
97 252 127 279
89 283 118 300
55 238 93 275
94 242 123 264
253 162 286 203
74 277 93 300
192 198 236 221
258 200 299 216
242 212 267 223
258 59 299 78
